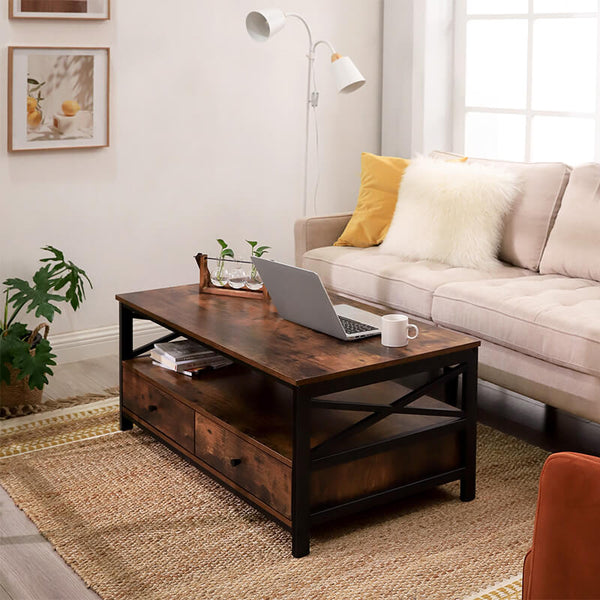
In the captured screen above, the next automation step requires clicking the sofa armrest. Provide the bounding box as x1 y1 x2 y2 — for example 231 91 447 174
293 212 352 266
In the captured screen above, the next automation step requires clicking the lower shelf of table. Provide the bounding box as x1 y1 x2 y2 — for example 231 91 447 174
121 358 464 526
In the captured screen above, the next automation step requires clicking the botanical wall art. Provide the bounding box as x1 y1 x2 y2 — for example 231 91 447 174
8 47 109 152
9 0 110 20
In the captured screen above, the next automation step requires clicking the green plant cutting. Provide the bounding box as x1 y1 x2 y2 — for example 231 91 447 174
247 240 271 279
0 246 92 391
215 238 234 285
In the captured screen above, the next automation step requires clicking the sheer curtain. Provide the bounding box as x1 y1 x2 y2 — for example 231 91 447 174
381 0 454 157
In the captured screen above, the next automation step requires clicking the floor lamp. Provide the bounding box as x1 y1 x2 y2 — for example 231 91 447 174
246 8 366 217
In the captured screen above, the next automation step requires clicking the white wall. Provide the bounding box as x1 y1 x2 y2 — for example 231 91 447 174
0 1 383 349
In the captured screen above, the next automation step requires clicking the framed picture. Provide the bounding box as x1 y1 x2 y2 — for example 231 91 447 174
9 0 110 20
8 47 109 152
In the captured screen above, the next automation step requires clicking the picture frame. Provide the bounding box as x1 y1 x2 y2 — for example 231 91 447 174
9 0 110 20
8 46 110 152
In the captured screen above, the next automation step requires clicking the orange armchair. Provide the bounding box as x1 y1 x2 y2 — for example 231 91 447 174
523 452 600 600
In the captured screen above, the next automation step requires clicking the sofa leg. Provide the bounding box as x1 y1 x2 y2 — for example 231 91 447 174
544 405 558 434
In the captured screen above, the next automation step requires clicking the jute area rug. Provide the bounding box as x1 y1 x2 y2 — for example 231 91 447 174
0 401 547 600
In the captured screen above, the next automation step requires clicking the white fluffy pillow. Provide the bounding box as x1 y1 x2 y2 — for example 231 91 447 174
379 156 518 270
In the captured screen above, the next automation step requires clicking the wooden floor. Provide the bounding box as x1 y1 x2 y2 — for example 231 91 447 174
43 354 119 401
2 354 600 599
0 355 118 600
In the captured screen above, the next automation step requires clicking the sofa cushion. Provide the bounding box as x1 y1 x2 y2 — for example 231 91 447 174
334 153 411 248
432 275 600 378
539 163 600 282
431 151 570 271
302 246 529 320
380 156 518 270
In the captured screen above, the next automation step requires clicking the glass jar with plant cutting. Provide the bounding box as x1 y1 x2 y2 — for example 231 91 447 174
246 240 271 290
210 239 234 288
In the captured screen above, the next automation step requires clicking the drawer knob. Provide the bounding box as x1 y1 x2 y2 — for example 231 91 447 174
230 458 242 467
148 405 158 412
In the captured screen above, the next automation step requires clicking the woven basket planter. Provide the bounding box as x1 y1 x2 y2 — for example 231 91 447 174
0 323 49 417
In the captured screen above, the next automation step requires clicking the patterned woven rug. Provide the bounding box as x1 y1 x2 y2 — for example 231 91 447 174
1 397 120 458
465 577 521 600
0 386 120 420
0 402 544 600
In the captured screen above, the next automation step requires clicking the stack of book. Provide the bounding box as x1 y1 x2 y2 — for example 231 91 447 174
150 339 233 376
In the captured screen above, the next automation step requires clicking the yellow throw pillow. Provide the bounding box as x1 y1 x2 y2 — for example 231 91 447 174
335 153 411 247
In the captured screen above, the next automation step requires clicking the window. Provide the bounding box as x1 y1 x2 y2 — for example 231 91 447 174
453 0 599 164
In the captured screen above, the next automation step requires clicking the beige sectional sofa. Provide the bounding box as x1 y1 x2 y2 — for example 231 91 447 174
294 154 600 424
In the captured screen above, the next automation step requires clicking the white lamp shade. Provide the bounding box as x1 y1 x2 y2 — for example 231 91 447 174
331 56 366 94
246 9 286 42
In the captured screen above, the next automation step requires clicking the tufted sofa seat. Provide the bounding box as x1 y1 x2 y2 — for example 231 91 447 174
433 276 600 379
295 156 600 424
302 246 529 320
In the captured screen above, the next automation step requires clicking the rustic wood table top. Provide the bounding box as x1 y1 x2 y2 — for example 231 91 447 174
116 284 480 388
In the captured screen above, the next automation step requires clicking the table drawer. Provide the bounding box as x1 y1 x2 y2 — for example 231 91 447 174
195 412 291 519
122 368 195 453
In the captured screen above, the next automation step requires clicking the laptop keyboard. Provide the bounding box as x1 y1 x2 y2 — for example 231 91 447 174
339 316 378 335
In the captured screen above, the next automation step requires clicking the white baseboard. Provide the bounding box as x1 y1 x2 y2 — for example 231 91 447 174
49 322 172 364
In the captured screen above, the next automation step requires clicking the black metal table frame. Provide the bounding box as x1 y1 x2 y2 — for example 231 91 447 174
118 303 478 558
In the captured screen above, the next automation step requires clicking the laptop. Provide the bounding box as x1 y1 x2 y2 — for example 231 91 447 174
252 257 381 341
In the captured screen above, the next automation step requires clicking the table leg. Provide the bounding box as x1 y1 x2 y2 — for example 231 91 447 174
119 304 133 432
460 348 478 501
292 389 310 557
444 365 459 407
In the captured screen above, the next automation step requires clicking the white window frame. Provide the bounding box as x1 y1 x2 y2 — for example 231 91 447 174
452 0 600 162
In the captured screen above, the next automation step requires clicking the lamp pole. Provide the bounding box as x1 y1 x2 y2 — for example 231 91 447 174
286 14 318 217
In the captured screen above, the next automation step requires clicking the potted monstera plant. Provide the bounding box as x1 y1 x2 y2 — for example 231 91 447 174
0 246 92 415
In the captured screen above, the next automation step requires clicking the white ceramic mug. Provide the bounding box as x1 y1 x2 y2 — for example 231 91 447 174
381 314 419 347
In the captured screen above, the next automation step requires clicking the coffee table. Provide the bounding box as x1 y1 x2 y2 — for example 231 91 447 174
116 284 480 557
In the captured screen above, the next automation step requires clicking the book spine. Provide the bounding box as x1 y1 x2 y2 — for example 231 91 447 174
152 355 226 370
152 348 213 362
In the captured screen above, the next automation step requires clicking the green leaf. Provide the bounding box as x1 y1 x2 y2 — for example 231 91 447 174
7 322 28 339
246 240 258 249
0 325 29 385
39 245 64 263
221 249 234 259
28 82 45 95
12 337 56 390
38 246 92 311
27 78 39 85
254 246 271 257
216 239 228 249
52 264 92 311
4 268 65 323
